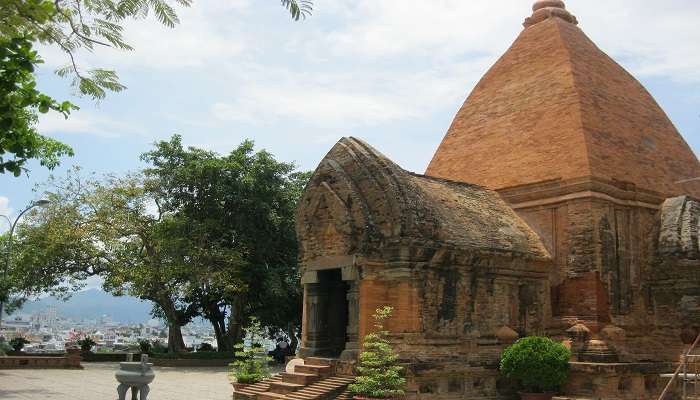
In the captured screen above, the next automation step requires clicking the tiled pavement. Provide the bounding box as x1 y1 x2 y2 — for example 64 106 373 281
0 363 233 400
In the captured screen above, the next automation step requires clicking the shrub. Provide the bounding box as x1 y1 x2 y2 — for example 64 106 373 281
500 336 571 394
9 337 30 352
77 337 97 352
349 306 406 399
229 317 271 384
151 340 168 354
0 340 12 355
139 339 152 354
198 342 215 352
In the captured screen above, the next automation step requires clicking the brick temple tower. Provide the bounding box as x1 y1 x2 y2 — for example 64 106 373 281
286 1 700 399
428 0 700 359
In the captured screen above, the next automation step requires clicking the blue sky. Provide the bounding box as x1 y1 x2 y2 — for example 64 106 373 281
1 0 699 224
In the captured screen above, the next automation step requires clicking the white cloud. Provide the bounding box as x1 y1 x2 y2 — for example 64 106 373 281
33 0 700 144
38 111 147 138
0 197 12 233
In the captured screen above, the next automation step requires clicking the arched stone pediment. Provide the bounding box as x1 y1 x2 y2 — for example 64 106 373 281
658 196 700 259
296 137 551 265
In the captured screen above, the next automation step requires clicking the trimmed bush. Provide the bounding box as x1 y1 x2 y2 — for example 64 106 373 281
229 317 271 384
349 306 406 399
500 336 571 394
77 337 96 352
139 339 152 354
9 337 29 352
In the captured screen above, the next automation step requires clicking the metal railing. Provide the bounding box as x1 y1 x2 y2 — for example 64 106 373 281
659 334 700 400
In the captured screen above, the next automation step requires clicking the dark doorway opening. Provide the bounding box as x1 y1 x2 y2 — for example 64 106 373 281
318 269 349 357
303 268 349 358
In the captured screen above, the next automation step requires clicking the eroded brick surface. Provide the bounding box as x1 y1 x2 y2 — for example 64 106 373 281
295 2 699 400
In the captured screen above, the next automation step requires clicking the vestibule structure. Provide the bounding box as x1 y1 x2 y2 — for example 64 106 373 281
294 1 700 399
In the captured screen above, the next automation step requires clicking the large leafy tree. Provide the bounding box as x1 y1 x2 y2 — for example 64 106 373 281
8 137 308 352
9 170 196 352
141 135 308 351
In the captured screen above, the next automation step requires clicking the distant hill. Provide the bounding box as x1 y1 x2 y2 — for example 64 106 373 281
16 289 153 324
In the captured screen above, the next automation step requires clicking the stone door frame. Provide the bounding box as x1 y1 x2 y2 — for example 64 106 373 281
299 255 360 360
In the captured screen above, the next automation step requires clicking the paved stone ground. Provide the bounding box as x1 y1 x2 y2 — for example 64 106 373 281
0 363 234 400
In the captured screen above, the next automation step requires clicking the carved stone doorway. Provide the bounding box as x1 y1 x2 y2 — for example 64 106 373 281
300 268 359 359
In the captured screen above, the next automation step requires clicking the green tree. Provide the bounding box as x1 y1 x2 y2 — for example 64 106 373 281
0 35 75 176
349 306 406 399
8 170 197 352
229 317 272 384
1 0 191 99
281 0 313 20
141 135 308 351
8 135 308 353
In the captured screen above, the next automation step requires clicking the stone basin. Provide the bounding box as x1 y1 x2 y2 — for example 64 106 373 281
115 361 155 386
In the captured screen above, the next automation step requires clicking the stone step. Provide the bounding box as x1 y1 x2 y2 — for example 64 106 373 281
233 376 284 399
296 364 332 377
269 381 305 395
334 390 353 400
304 357 337 367
281 372 320 385
256 392 286 400
285 376 355 400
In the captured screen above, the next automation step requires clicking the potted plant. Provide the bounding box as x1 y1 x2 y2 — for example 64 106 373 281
9 337 30 353
229 317 272 392
500 336 571 400
77 336 97 353
349 306 406 400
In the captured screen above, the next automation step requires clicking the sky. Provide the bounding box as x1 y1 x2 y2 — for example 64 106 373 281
1 0 699 231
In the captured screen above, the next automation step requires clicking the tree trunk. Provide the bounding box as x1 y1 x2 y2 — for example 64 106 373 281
227 295 246 345
287 322 298 355
158 297 186 353
167 323 185 353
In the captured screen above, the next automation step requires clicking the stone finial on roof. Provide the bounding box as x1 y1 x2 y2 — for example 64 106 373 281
524 0 578 28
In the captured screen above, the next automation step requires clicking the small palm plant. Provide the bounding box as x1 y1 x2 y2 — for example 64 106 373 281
229 317 272 387
349 306 406 399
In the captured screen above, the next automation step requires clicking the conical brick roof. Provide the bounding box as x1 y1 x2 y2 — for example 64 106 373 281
426 1 700 199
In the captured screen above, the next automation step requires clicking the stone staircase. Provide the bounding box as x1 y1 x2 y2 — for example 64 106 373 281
234 357 355 400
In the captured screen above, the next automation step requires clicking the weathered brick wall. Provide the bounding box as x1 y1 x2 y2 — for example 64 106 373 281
353 247 549 400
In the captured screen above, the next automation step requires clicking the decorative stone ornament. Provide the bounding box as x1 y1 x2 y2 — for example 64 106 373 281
115 354 155 400
496 326 520 344
566 323 591 343
524 1 578 28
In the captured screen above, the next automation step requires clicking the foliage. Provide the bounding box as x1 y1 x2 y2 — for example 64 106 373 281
140 135 308 351
349 307 406 399
229 317 271 384
0 340 13 356
138 339 152 354
2 0 312 100
499 336 571 394
9 336 30 352
8 136 307 354
0 35 75 176
151 340 168 354
1 0 191 99
280 0 313 20
76 336 96 352
198 342 215 352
